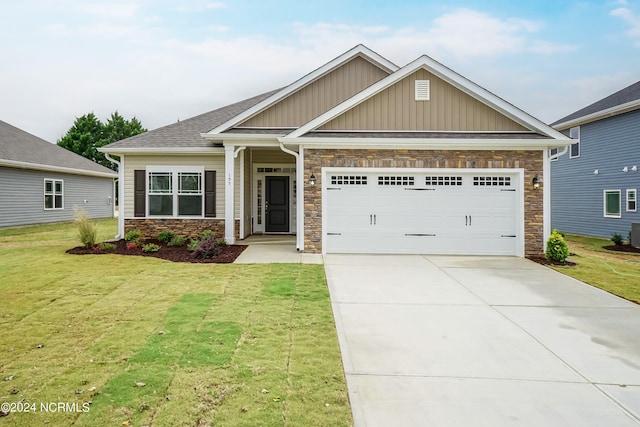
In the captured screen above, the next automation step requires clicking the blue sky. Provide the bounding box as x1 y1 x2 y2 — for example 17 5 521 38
1 0 639 141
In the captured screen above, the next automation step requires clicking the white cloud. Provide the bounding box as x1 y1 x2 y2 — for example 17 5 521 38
75 2 140 18
611 6 640 46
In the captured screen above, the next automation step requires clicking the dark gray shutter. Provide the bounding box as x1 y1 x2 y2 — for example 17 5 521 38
205 171 216 217
134 170 146 217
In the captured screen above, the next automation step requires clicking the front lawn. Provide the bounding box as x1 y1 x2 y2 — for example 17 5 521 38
549 234 640 304
0 219 352 426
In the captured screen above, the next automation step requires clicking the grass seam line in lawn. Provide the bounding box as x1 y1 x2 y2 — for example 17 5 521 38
600 259 640 278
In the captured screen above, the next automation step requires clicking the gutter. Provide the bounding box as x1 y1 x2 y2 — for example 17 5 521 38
104 154 124 240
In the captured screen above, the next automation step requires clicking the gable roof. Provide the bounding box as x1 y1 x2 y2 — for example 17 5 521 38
206 44 399 135
0 120 116 178
552 80 640 129
287 54 569 141
101 89 280 153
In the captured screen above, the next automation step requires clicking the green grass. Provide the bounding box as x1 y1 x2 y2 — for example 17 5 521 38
550 233 640 304
0 219 352 426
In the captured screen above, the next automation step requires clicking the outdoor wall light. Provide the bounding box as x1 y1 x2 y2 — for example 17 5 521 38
633 165 638 172
623 166 629 173
309 174 316 186
532 175 540 189
594 169 599 175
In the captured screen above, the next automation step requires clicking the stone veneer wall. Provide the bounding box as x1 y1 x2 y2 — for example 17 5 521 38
125 219 240 240
303 149 544 256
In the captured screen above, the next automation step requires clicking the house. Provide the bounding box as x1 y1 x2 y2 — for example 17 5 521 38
100 45 572 257
550 80 640 240
0 120 116 228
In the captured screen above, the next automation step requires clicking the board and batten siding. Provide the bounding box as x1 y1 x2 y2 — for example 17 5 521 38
551 109 640 238
239 56 389 128
0 166 114 228
319 69 528 132
123 154 240 219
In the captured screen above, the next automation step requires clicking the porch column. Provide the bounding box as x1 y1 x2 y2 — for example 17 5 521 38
224 145 236 244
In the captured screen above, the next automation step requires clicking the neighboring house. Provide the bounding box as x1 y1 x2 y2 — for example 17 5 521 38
100 45 572 257
0 120 116 228
550 80 640 240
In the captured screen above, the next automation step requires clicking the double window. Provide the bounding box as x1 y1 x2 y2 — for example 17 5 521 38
147 168 203 217
44 179 63 210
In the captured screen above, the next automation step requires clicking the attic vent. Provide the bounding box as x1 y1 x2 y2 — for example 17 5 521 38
415 80 430 101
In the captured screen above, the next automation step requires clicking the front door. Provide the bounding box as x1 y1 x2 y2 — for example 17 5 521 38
265 176 290 232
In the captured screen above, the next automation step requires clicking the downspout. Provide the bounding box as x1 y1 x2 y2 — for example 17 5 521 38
104 153 124 240
543 144 570 252
279 141 302 251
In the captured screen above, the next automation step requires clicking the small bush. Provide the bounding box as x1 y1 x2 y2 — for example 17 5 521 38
546 229 570 263
75 209 97 248
125 230 141 242
126 242 138 250
611 232 624 246
200 230 213 240
216 238 228 247
142 243 160 253
187 239 200 252
193 237 219 259
168 236 187 247
98 242 116 252
158 230 176 243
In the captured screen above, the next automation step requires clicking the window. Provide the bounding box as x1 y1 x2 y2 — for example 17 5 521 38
425 176 463 186
44 179 63 210
569 126 580 158
549 147 559 161
378 176 414 186
148 168 203 217
330 175 367 185
627 189 637 212
473 176 511 186
604 190 621 218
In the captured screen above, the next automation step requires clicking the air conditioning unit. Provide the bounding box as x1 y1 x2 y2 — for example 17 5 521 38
632 223 640 248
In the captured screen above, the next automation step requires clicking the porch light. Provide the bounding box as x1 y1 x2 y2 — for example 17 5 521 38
532 175 540 189
309 174 316 186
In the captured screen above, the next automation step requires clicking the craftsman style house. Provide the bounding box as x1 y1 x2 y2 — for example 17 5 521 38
100 45 573 256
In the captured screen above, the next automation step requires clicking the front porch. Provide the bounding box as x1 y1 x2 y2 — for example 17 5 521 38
234 234 323 264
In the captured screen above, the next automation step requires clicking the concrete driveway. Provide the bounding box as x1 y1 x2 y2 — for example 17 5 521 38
324 255 640 426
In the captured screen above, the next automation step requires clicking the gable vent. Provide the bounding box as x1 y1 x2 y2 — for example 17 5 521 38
415 80 430 101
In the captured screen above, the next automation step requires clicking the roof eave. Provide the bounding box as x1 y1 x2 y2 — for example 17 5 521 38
0 159 116 178
553 98 640 130
98 147 225 155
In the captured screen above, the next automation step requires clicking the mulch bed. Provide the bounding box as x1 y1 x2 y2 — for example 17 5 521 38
603 244 640 254
66 239 247 263
527 255 576 267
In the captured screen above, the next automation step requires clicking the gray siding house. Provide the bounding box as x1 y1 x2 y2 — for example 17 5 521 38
551 81 640 239
0 120 116 228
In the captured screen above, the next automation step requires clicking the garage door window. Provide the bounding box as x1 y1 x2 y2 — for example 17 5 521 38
473 176 511 186
330 175 367 185
378 176 414 186
425 176 462 186
604 190 621 218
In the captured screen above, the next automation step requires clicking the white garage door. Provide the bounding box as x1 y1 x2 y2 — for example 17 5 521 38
324 170 521 255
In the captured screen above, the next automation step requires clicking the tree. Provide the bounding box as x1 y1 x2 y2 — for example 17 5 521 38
57 112 146 170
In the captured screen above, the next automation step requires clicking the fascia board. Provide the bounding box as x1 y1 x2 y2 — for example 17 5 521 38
285 137 572 150
0 159 117 178
287 54 571 141
205 45 398 136
200 133 285 142
98 147 225 155
552 99 640 130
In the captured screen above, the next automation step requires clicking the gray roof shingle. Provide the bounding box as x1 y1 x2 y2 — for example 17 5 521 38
0 120 116 176
103 89 281 150
552 80 640 126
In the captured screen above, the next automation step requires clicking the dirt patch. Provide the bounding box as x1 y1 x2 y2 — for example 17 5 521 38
526 255 576 267
66 239 247 263
603 244 640 254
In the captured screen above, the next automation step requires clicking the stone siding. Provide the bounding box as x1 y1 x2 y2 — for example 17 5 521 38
303 149 544 256
124 218 240 240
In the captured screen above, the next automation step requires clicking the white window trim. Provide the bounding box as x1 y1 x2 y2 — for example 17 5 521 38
604 189 622 218
43 178 64 210
569 126 580 159
627 189 637 212
146 166 204 218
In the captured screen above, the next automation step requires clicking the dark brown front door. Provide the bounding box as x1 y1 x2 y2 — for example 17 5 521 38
265 176 289 232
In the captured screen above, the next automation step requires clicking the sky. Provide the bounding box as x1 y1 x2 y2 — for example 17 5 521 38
1 0 639 142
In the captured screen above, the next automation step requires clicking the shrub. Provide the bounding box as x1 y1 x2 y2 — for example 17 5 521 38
611 232 624 246
193 237 219 259
168 236 187 247
187 239 200 252
200 229 213 240
126 242 138 250
142 243 160 253
546 229 570 263
75 209 97 248
216 238 228 247
157 230 176 243
125 230 141 242
98 242 116 252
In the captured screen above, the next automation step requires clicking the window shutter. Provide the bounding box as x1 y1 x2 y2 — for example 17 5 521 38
134 170 146 217
205 170 216 217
